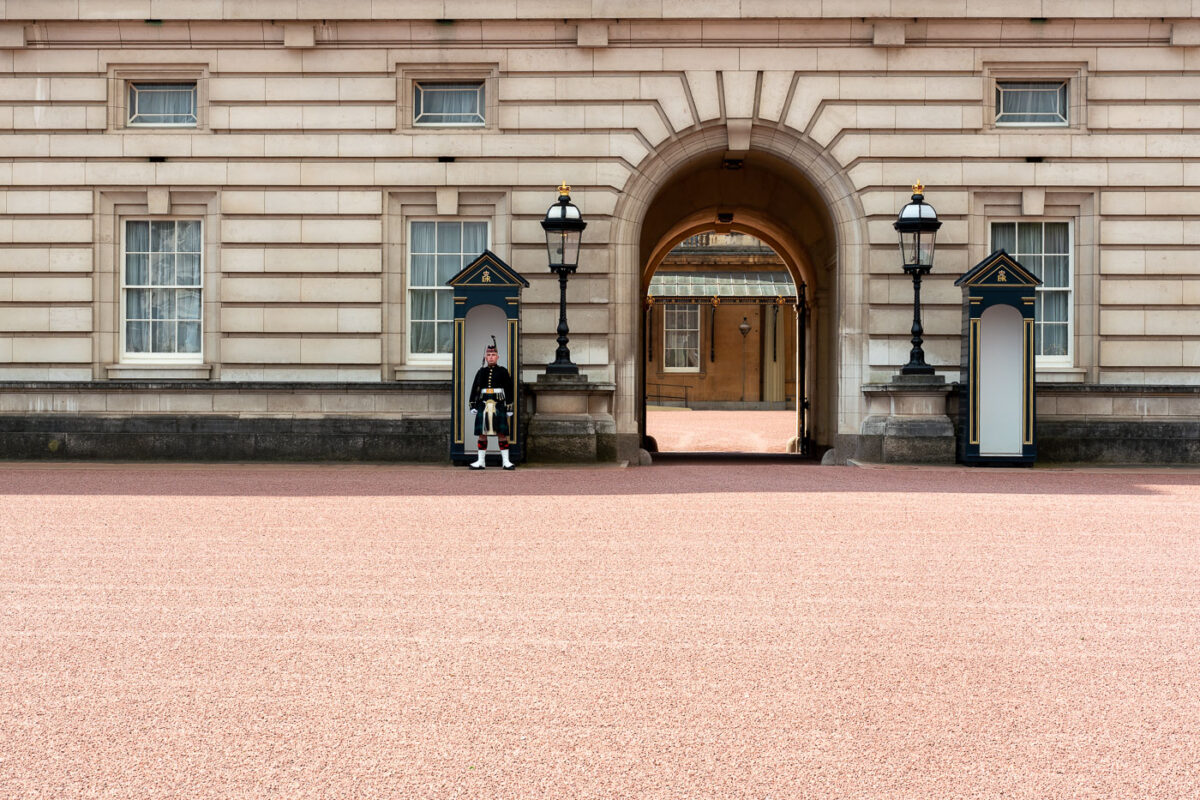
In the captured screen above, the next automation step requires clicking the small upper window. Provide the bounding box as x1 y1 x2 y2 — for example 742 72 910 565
128 82 198 127
413 81 485 127
995 81 1068 126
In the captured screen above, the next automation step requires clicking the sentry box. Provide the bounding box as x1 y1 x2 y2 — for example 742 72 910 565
446 250 529 465
955 250 1042 465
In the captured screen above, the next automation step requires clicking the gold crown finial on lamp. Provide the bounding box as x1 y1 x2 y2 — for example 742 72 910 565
912 180 925 195
558 181 571 197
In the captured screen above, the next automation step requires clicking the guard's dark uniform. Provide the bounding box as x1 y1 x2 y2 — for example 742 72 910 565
469 363 515 443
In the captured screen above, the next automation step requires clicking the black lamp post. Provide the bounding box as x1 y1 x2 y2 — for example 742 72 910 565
541 182 587 375
893 181 942 376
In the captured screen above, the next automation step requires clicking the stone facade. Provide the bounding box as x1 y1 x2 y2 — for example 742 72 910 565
0 3 1198 462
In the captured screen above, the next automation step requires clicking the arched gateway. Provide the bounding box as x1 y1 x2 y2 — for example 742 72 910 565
609 124 868 462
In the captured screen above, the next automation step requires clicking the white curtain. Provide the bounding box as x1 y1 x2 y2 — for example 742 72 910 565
991 221 1070 357
665 304 699 369
129 83 196 125
410 221 488 354
124 219 203 354
416 83 484 124
996 82 1067 125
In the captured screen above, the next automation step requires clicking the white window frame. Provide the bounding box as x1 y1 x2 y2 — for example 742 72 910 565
407 218 490 364
982 62 1087 134
120 218 204 364
662 303 701 373
126 81 198 128
989 219 1074 368
412 81 486 128
994 80 1069 127
396 64 499 134
108 65 209 133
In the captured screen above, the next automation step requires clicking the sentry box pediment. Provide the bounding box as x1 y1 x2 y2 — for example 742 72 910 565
447 250 529 465
447 250 530 290
954 249 1041 290
955 250 1042 466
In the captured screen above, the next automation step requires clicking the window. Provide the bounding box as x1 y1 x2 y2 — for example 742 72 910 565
991 221 1072 362
122 220 203 360
127 82 198 127
409 220 488 358
995 81 1068 126
413 81 485 127
663 304 700 372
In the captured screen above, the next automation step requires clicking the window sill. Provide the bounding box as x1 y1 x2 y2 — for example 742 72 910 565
984 124 1089 135
107 363 212 381
1035 366 1085 383
393 365 452 381
113 126 208 135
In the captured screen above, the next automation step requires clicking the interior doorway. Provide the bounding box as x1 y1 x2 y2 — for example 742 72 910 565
643 231 809 454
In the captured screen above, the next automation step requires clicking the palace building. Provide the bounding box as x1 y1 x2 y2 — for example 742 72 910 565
0 2 1198 464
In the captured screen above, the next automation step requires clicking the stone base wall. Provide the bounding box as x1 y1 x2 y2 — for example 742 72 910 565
1036 385 1200 464
947 384 1200 465
0 414 450 462
0 381 452 462
1037 420 1200 464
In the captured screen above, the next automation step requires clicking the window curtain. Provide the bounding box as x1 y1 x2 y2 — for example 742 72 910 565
125 219 202 355
664 304 699 369
130 83 196 124
991 221 1070 358
1040 222 1071 356
409 220 487 355
417 84 484 123
996 82 1066 124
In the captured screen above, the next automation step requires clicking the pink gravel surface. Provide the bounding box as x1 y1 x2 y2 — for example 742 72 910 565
1 461 1198 799
647 409 799 452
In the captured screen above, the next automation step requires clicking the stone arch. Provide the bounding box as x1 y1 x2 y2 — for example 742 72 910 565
609 123 868 460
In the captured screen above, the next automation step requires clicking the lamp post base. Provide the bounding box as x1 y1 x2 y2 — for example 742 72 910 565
526 373 616 463
545 361 579 376
857 376 955 464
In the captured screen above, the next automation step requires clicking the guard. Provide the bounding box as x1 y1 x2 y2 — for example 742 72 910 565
469 340 515 470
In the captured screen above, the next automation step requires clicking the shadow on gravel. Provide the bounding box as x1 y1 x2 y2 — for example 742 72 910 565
0 461 1189 497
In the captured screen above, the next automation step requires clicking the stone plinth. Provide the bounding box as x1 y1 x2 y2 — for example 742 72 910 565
525 374 617 463
856 375 956 464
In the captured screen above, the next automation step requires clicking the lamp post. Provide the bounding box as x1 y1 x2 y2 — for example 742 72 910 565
893 181 942 376
738 316 751 401
541 182 587 375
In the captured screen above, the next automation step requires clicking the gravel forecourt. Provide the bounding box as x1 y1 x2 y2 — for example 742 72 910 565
1 462 1198 799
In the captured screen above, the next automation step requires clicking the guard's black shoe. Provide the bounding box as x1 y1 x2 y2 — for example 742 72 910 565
503 463 515 470
469 463 485 470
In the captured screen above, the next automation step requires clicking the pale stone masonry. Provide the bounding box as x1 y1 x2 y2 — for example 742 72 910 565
0 2 1199 462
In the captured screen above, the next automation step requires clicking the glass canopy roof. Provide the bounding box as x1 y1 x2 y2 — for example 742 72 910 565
648 271 796 298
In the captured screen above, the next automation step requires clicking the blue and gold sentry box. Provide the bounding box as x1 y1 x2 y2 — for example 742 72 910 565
446 251 529 465
955 250 1042 465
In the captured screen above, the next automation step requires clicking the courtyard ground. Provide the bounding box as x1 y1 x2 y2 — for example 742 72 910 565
646 407 798 452
1 461 1197 799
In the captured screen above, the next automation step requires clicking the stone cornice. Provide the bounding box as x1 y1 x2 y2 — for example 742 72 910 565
2 0 1198 23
